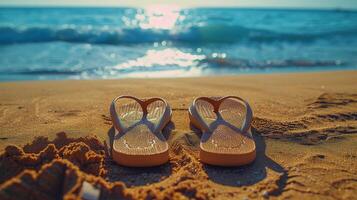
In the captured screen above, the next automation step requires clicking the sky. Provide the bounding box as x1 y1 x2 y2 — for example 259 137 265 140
1 0 357 9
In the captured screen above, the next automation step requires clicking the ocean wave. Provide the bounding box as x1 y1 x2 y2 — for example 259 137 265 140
200 58 345 69
3 69 82 75
0 25 356 45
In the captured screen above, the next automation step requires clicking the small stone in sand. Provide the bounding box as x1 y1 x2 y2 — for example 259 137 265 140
81 181 100 200
262 190 269 198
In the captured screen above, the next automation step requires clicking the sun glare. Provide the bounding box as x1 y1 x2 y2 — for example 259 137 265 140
136 4 181 29
114 48 205 69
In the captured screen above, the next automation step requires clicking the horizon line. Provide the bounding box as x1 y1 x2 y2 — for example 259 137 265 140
0 4 356 11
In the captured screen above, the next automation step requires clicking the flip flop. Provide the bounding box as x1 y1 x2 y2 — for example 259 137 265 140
109 95 172 167
188 96 256 166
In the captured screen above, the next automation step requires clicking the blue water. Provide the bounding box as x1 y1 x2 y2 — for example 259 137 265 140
1 7 357 81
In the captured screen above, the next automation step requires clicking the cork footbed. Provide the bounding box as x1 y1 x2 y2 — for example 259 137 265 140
110 97 171 167
189 97 256 166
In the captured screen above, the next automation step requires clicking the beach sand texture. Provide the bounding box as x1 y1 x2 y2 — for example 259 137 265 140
0 71 356 199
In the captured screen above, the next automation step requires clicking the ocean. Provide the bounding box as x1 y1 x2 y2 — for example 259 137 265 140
0 7 357 81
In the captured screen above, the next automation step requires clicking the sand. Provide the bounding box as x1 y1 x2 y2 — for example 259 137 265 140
0 70 356 199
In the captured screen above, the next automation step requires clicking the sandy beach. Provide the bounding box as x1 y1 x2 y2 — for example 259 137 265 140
0 70 356 199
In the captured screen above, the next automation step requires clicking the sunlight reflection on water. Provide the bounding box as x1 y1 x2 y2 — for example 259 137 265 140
114 48 205 70
109 5 202 78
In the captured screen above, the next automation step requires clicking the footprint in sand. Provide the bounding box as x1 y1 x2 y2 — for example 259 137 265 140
252 92 357 145
308 93 357 109
54 110 81 117
101 114 112 125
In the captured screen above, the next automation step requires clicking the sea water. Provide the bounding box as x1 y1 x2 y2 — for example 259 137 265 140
0 7 357 81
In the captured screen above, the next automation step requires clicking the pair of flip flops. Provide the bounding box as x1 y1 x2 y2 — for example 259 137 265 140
107 95 255 167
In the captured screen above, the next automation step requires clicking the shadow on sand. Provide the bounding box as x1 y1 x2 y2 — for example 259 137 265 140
104 121 175 187
196 126 287 193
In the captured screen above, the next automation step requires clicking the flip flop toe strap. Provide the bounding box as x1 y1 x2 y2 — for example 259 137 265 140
110 95 171 133
191 96 253 133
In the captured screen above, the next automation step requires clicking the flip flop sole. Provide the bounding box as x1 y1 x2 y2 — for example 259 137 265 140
199 130 256 166
112 146 169 167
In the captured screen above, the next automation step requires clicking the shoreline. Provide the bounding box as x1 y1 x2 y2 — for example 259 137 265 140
0 70 356 199
1 6 357 12
1 68 356 83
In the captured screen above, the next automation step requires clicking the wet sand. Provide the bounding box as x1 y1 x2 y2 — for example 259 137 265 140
0 70 356 199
